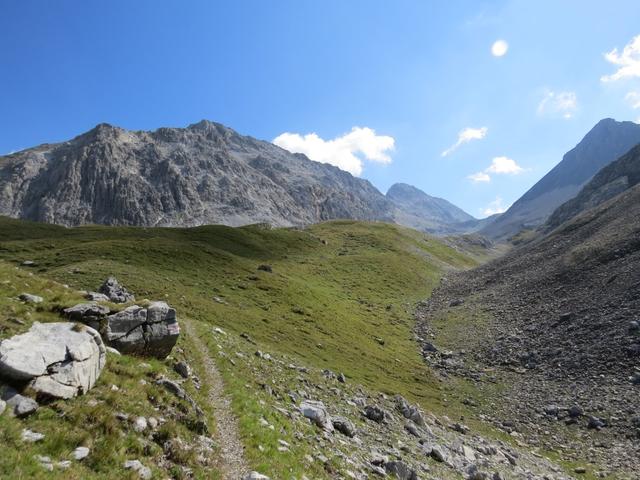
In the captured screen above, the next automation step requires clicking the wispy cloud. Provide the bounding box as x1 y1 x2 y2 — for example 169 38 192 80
601 34 640 82
441 127 488 157
482 196 508 216
468 156 526 183
537 90 577 119
273 127 394 177
625 91 640 109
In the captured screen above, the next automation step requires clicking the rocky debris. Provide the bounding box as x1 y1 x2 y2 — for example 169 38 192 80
104 302 179 358
395 395 425 426
332 415 357 437
300 400 333 431
363 405 386 423
257 264 273 273
0 384 38 417
72 446 90 460
62 302 110 329
21 260 36 267
174 360 192 378
155 377 204 418
124 459 152 479
0 322 105 399
85 291 110 302
133 416 148 432
243 473 271 480
22 428 45 443
99 277 135 303
19 293 42 304
384 460 419 480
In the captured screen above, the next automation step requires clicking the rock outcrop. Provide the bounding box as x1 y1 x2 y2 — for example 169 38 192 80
98 277 135 303
0 322 106 399
105 302 180 358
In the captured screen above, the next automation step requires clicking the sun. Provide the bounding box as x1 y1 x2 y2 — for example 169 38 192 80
491 39 509 57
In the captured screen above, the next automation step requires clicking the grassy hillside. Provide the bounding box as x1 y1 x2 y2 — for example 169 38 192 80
0 217 484 477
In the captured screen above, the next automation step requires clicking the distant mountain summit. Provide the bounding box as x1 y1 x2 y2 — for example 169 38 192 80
386 183 479 234
481 118 640 239
0 120 474 234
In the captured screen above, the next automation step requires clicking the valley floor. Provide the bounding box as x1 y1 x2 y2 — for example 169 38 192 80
0 217 607 479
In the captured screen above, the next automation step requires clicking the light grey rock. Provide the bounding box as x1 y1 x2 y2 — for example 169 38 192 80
106 346 121 355
384 460 418 480
19 293 43 304
431 445 447 463
21 260 36 266
62 302 110 330
133 416 148 432
85 292 110 302
243 473 271 480
104 302 179 358
395 395 425 426
300 400 333 431
99 277 135 303
124 459 152 479
1 385 38 417
0 322 105 399
73 446 90 460
0 399 5 415
22 429 45 442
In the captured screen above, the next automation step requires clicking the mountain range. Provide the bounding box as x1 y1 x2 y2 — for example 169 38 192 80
480 118 640 240
2 117 640 242
0 120 481 234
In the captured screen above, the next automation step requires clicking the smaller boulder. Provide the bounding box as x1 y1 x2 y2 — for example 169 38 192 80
384 461 418 480
1 385 38 417
300 400 333 431
19 293 43 304
363 405 386 423
332 416 356 437
99 277 135 303
73 447 90 461
85 292 110 302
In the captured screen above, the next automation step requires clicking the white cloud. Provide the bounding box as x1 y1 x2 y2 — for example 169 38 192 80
468 156 525 183
441 127 488 157
486 156 524 174
601 34 640 82
537 90 577 119
273 127 394 176
625 91 640 109
467 171 491 183
491 40 509 57
482 196 508 216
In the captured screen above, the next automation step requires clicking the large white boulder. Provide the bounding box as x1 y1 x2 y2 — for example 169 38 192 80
0 322 106 399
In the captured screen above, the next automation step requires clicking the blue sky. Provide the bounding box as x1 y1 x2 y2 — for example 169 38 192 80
2 1 640 217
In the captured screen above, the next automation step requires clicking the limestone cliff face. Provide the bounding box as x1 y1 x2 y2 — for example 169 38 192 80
0 121 395 227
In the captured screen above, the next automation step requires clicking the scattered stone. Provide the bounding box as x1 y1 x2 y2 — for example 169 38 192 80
21 260 36 267
99 277 135 303
395 395 425 426
300 400 333 431
62 302 110 329
35 455 53 471
22 429 45 443
243 473 271 480
85 292 110 302
569 405 583 418
174 361 192 378
124 459 152 479
430 445 447 463
0 322 106 399
72 446 90 460
332 416 356 437
133 416 148 432
1 385 38 417
574 467 587 474
384 460 418 480
629 320 639 332
337 372 347 383
18 293 43 304
404 421 421 437
0 399 5 415
363 405 386 423
588 416 605 429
